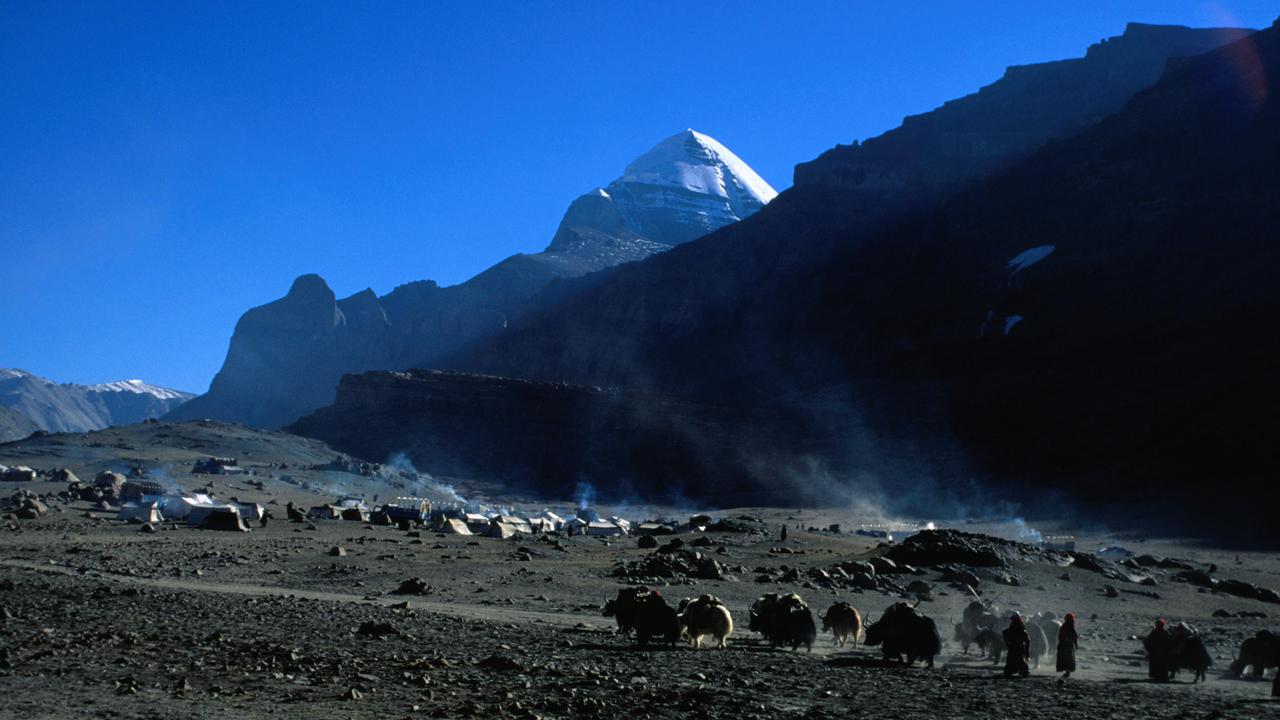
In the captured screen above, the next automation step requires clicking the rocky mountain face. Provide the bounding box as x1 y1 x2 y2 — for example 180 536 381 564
289 370 838 506
169 130 775 429
0 369 194 434
0 406 39 443
794 23 1252 197
296 22 1279 539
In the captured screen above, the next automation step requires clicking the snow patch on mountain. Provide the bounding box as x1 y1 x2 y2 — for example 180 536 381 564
1008 245 1056 283
88 379 193 401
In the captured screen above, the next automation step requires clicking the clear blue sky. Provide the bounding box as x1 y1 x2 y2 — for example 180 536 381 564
1 1 1273 392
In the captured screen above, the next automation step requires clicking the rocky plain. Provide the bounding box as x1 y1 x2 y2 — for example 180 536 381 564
1 421 1278 719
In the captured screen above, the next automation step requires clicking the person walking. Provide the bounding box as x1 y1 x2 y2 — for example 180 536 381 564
1144 618 1173 682
1057 613 1078 678
1003 614 1031 677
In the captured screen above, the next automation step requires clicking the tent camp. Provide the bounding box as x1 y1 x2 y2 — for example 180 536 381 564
197 507 250 531
488 522 521 539
186 503 239 526
586 520 628 537
495 515 534 534
161 494 215 520
308 505 341 520
435 518 472 535
230 502 265 523
340 506 369 522
464 513 492 534
117 502 162 524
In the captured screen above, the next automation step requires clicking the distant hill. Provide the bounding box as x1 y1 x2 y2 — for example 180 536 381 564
169 130 776 429
0 369 194 433
0 406 39 443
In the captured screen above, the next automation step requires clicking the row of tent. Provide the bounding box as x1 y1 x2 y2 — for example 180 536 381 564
117 494 264 531
431 512 632 538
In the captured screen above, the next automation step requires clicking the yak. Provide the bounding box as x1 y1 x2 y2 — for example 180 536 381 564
678 594 733 649
603 586 650 636
864 602 942 667
955 601 1000 655
1230 630 1280 679
1169 634 1212 683
631 591 681 648
975 627 1006 664
1028 613 1063 656
749 593 817 651
820 601 862 647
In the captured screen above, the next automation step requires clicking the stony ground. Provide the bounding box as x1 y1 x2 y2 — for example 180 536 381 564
1 422 1278 719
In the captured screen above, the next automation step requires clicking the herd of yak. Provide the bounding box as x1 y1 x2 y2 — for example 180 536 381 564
603 587 1280 688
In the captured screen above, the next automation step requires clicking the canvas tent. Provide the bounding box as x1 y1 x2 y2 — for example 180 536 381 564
308 505 342 520
495 515 534 535
464 513 492 534
117 502 162 524
161 494 215 520
435 518 472 535
488 522 519 539
231 502 265 523
586 520 627 537
340 506 369 522
197 507 250 532
186 503 238 526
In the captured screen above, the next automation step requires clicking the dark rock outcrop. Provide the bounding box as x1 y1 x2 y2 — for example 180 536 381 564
289 370 833 506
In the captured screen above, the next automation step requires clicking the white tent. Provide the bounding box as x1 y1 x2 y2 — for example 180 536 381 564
435 518 472 535
161 494 215 520
464 513 491 534
117 502 162 524
488 522 519 539
187 503 238 526
586 520 627 537
231 502 265 523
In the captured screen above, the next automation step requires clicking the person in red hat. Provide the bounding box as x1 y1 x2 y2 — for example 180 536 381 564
1003 614 1031 677
1144 618 1173 681
1057 613 1079 678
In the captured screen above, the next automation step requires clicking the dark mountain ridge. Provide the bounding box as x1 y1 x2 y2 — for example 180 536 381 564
294 21 1280 541
170 130 775 428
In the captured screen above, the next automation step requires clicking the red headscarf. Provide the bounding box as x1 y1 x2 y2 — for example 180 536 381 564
1156 618 1166 628
1064 612 1076 624
1010 614 1024 626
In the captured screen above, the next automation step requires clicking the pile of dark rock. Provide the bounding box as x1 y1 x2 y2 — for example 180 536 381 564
4 489 49 520
885 529 1050 568
1067 552 1153 584
706 516 769 534
753 557 931 596
612 549 742 582
1175 569 1280 604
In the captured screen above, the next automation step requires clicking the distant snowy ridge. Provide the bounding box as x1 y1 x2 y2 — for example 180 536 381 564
0 369 194 433
87 379 192 401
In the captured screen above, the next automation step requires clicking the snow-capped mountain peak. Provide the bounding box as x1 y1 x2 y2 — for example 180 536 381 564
545 128 777 250
87 379 193 401
620 129 777 209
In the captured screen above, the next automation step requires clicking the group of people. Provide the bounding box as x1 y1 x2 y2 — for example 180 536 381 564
1002 612 1079 678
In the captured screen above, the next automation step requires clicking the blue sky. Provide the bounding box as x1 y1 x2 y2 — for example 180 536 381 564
1 1 1274 392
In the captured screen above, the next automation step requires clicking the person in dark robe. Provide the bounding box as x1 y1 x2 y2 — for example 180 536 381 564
1003 614 1031 677
1144 618 1173 681
1057 613 1079 678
